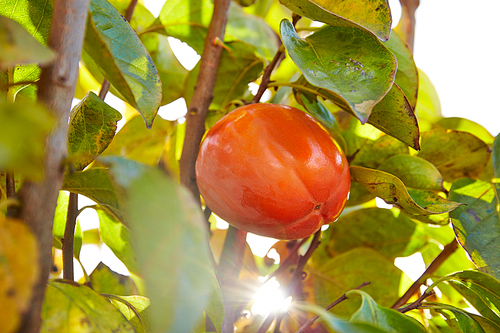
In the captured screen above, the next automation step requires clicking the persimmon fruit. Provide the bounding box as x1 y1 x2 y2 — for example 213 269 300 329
195 103 350 240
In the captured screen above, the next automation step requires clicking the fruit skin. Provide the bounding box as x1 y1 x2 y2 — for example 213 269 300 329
196 103 350 240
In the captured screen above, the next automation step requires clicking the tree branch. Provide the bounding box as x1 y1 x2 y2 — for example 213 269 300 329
15 1 90 332
296 281 371 333
179 0 231 203
250 45 285 104
392 238 459 309
62 192 78 280
397 290 435 313
397 0 420 52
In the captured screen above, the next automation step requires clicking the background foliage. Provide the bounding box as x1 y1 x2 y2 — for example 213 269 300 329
1 0 500 332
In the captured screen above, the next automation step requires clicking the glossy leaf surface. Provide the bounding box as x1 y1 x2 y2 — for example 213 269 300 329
351 135 409 169
109 295 150 333
281 19 397 124
85 0 162 128
68 92 122 171
279 0 392 41
41 280 136 333
449 178 500 280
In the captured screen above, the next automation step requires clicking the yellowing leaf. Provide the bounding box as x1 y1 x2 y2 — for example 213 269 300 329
0 216 38 333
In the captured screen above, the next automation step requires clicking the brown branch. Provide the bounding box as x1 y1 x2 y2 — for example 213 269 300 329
250 45 285 104
15 1 90 332
296 281 371 333
397 290 435 313
62 192 78 280
217 226 248 333
397 0 420 52
179 0 231 203
257 231 322 333
124 0 138 22
392 238 459 309
5 172 17 217
265 237 308 282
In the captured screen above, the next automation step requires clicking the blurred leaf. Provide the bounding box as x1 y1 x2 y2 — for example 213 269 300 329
148 35 188 106
102 115 175 166
155 1 277 60
85 0 162 128
351 135 409 169
89 262 138 296
421 303 486 333
104 157 219 333
470 314 500 332
383 30 418 108
414 69 442 131
351 166 461 217
418 129 491 182
348 290 427 332
0 100 54 180
281 19 396 124
319 208 427 261
0 216 38 333
293 302 386 333
205 273 224 332
41 280 136 332
449 178 500 280
68 92 122 171
108 0 155 32
108 295 150 333
97 207 138 275
62 168 124 223
184 41 264 110
313 247 403 318
437 270 500 325
436 117 494 145
378 155 444 191
279 0 391 41
293 77 419 149
0 16 55 68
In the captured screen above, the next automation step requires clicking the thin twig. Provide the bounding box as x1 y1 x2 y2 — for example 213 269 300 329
124 0 138 22
392 238 459 309
397 290 435 313
5 172 17 217
296 281 371 333
179 0 231 204
250 45 285 104
62 192 78 280
264 237 309 282
257 231 322 333
397 0 420 52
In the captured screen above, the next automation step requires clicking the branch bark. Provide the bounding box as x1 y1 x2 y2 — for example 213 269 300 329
392 238 459 309
397 0 420 52
179 0 231 203
62 192 78 280
15 1 90 332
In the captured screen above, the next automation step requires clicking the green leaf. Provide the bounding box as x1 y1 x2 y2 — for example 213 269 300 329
421 302 486 333
281 19 397 124
62 168 124 223
0 16 55 68
85 0 162 128
292 77 419 149
108 295 150 333
89 262 138 296
383 30 418 108
449 178 500 280
0 100 54 180
378 154 444 191
439 270 500 325
351 135 409 169
41 280 136 333
279 0 392 41
470 314 500 332
102 115 175 166
104 157 220 333
148 35 188 106
348 290 427 332
97 207 139 274
414 69 442 131
351 166 461 217
418 129 491 182
155 1 278 60
206 276 224 332
319 208 427 261
313 247 403 318
345 182 375 206
68 92 122 171
436 117 494 145
293 302 387 333
184 41 264 110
